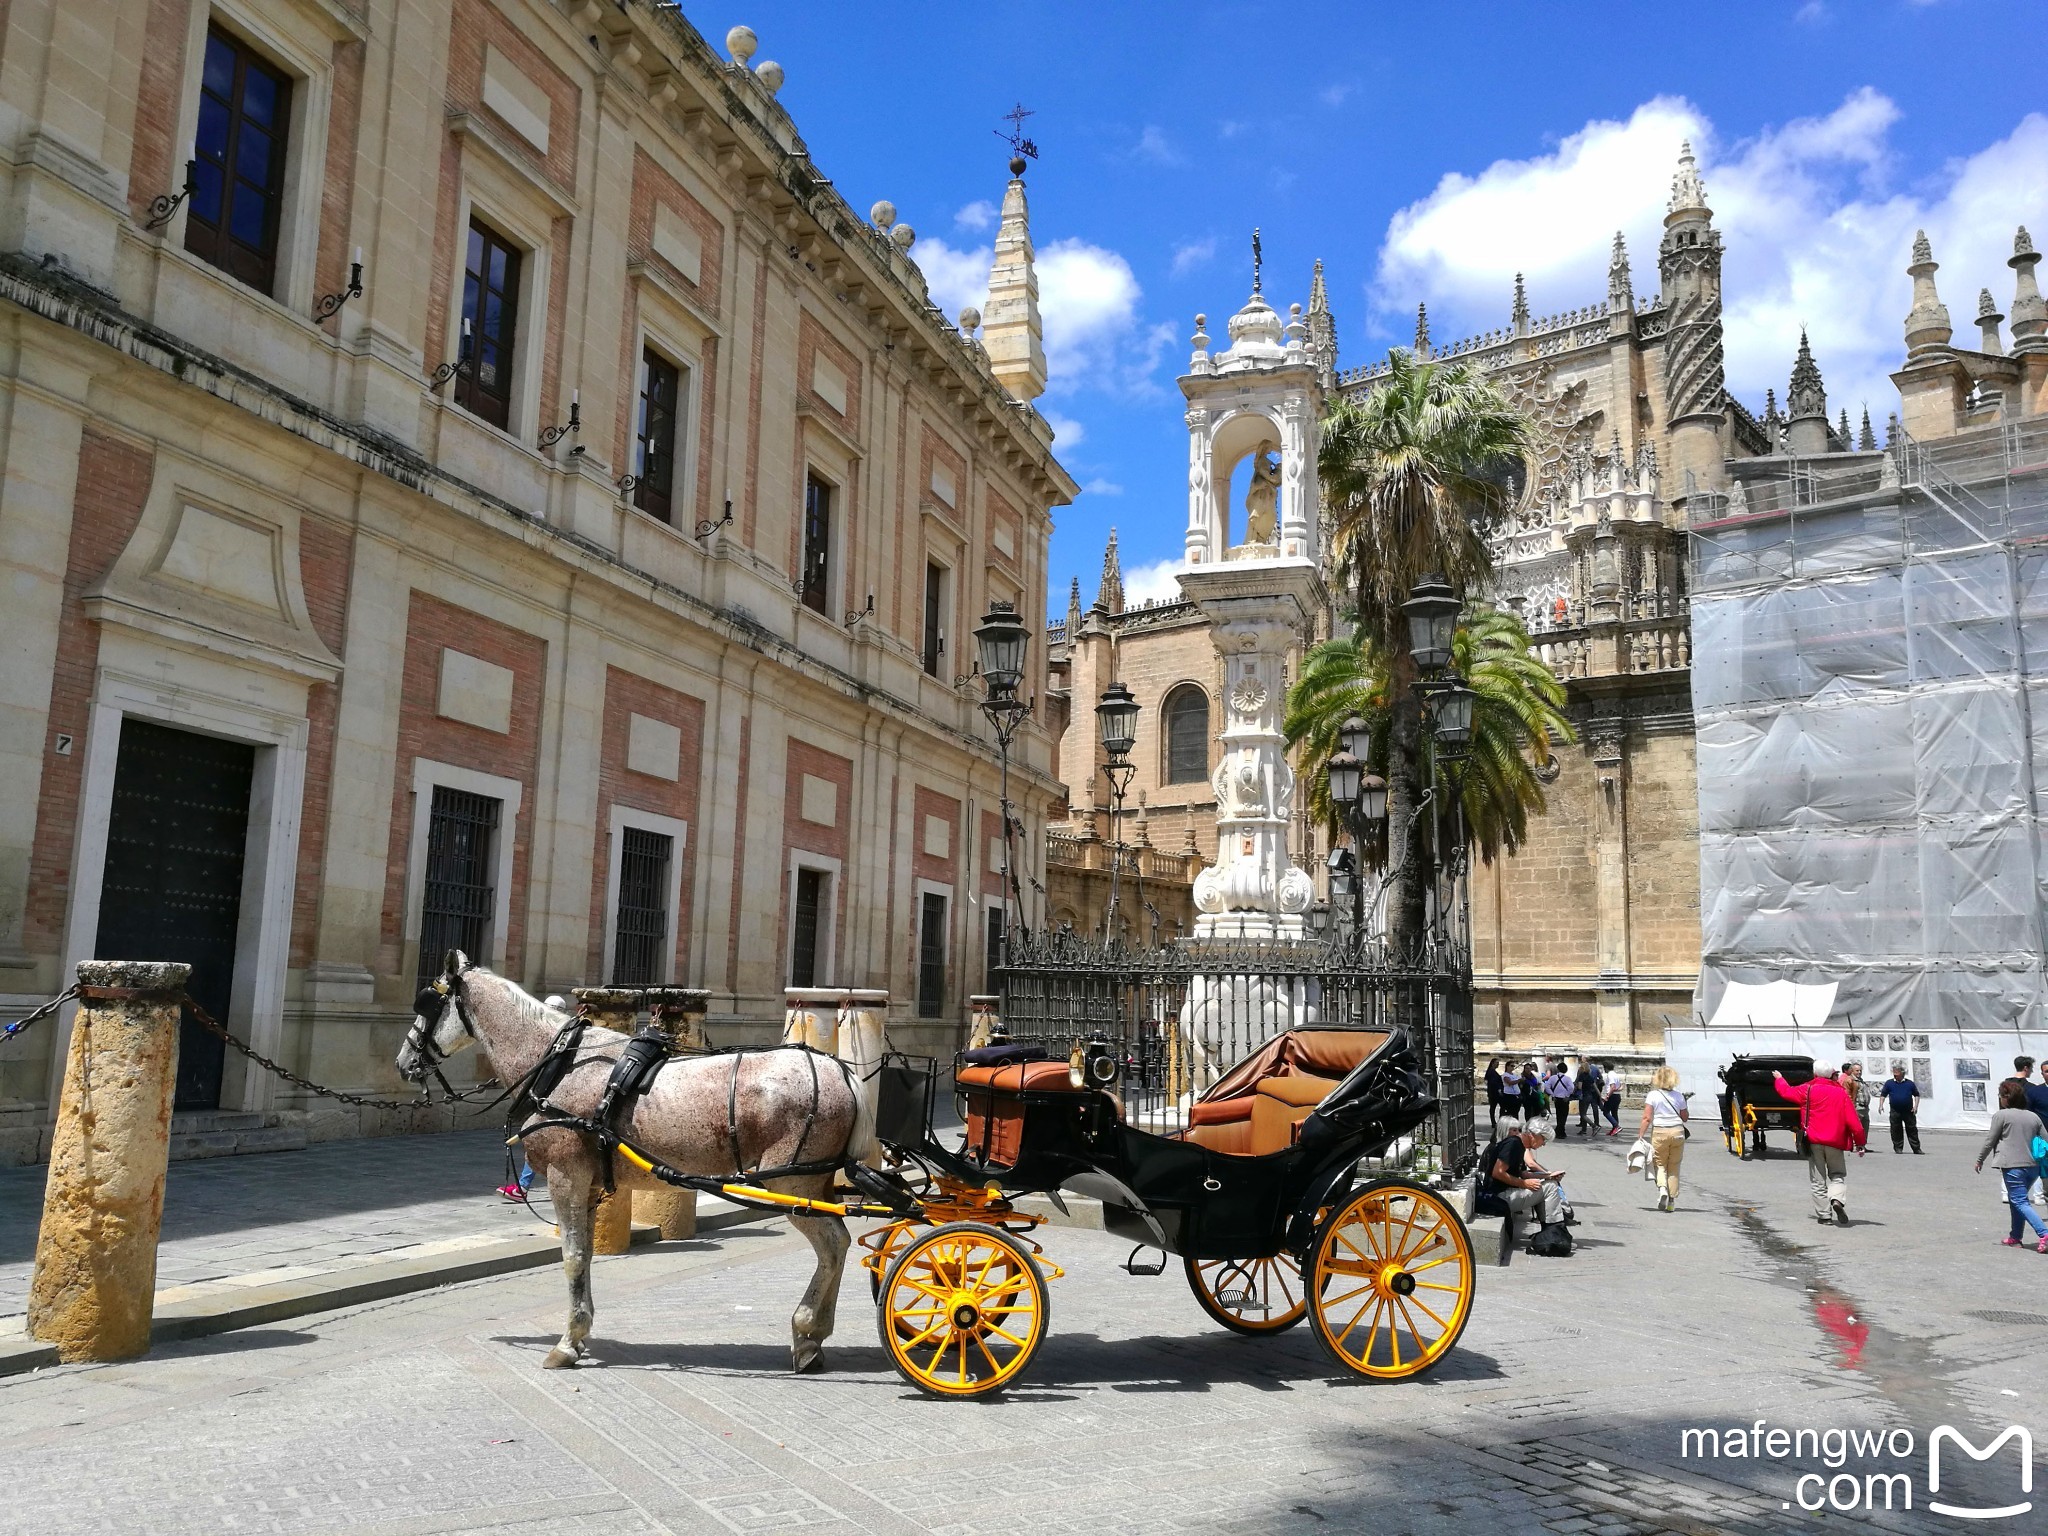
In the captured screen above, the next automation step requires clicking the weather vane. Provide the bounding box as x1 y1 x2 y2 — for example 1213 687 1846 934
997 102 1040 164
1252 227 1263 295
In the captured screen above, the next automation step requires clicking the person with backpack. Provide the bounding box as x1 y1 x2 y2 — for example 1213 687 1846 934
1542 1060 1576 1139
1975 1078 2048 1252
1773 1060 1867 1227
1574 1059 1600 1137
1479 1120 1567 1248
1518 1061 1543 1124
1637 1065 1690 1212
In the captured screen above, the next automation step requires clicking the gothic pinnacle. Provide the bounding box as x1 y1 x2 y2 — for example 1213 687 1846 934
2009 225 2047 348
1413 302 1430 355
1608 231 1633 311
1668 140 1707 214
1095 527 1124 615
1787 328 1825 421
1859 406 1876 451
1904 228 1952 356
1512 272 1529 333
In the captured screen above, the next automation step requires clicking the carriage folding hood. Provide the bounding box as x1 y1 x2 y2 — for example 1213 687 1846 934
1675 419 2048 1126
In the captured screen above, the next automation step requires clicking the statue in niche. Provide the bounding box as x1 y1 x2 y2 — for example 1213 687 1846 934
1241 449 1280 546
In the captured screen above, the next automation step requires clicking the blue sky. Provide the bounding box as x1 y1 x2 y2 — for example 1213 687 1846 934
699 2 2036 615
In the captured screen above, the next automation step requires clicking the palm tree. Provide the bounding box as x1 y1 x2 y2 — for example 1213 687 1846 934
1286 605 1574 872
1317 349 1531 969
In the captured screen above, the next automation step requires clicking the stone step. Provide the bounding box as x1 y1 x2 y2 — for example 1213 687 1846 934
167 1117 308 1162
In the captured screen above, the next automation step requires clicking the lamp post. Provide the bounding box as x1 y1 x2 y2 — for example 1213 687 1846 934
1325 747 1387 936
974 602 1032 966
1094 681 1140 942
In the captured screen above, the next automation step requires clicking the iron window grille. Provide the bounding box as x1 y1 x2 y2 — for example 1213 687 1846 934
417 786 500 989
610 827 672 985
917 891 948 1018
456 220 522 429
186 27 291 294
633 348 683 523
800 474 832 614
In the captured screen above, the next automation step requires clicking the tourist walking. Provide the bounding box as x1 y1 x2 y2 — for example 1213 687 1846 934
1880 1064 1923 1154
1574 1058 1600 1137
1974 1079 2048 1251
1543 1060 1576 1139
1485 1058 1506 1135
1601 1063 1624 1136
1638 1065 1689 1211
1518 1061 1543 1125
1773 1061 1867 1226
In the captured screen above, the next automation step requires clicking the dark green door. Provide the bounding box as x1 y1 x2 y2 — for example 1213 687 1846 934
93 718 254 1110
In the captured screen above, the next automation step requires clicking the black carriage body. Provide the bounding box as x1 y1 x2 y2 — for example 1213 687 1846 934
1715 1053 1814 1153
876 1030 1435 1262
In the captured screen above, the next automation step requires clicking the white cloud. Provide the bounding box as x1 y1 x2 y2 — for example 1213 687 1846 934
1371 91 2048 431
1133 126 1183 166
1082 477 1124 497
954 199 996 233
1043 411 1086 447
1122 557 1187 606
1218 119 1246 140
1171 237 1217 278
1319 83 1354 109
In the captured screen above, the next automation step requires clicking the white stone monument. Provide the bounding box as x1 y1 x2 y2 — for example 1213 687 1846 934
1177 261 1328 941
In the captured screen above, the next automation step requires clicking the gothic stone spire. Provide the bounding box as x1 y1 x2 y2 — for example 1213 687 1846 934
2009 226 2046 350
1095 527 1124 615
1511 273 1529 335
1903 228 1952 357
1787 329 1826 421
1608 231 1633 313
1669 140 1707 215
1859 406 1876 451
1305 259 1337 384
1413 302 1431 356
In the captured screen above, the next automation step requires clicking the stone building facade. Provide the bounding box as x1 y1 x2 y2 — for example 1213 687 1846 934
1048 146 1864 1056
0 0 1072 1157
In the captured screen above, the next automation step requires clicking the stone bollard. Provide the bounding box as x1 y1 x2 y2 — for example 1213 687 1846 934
967 994 1000 1050
634 987 709 1239
840 989 888 1165
782 987 840 1053
27 961 189 1363
573 987 639 1255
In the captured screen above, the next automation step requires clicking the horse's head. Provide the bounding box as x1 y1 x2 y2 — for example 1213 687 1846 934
398 949 480 1084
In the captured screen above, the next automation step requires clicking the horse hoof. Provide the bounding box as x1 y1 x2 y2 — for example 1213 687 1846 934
542 1347 579 1370
792 1349 825 1375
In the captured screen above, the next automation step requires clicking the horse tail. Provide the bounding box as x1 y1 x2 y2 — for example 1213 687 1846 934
841 1058 880 1166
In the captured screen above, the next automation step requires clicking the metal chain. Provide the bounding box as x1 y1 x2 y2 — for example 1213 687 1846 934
181 992 503 1110
0 985 80 1047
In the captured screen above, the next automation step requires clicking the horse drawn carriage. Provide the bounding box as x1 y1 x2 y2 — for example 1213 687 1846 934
400 957 1475 1398
1716 1054 1813 1159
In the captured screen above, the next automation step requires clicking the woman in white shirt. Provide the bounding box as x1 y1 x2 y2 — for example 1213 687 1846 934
1637 1065 1690 1213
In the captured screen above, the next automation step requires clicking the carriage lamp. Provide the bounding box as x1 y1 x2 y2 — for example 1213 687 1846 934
1426 681 1477 760
1095 681 1140 764
1326 748 1362 811
1359 772 1388 827
1402 572 1460 677
974 600 1030 700
1340 713 1371 764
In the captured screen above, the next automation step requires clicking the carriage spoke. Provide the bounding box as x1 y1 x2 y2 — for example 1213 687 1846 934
1393 1295 1432 1358
984 1322 1031 1348
1321 1281 1374 1308
1360 1297 1388 1364
1338 1289 1379 1344
1405 1294 1452 1333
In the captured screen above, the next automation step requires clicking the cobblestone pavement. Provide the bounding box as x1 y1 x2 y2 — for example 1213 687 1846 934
0 1131 550 1321
0 1125 2040 1534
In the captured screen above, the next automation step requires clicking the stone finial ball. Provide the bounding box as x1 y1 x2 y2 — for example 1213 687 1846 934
890 223 917 251
754 59 784 94
869 199 896 230
958 306 981 333
1009 155 1027 177
1195 314 1207 328
725 25 757 63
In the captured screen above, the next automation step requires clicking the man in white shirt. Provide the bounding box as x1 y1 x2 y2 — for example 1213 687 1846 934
1542 1062 1576 1140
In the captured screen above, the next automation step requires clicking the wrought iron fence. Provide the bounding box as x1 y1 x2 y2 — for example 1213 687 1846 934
995 927 1477 1181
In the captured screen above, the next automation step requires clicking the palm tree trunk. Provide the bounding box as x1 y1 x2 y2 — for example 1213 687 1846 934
1384 641 1429 1041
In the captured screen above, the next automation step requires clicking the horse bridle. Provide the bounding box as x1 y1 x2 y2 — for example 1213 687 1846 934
404 964 479 1094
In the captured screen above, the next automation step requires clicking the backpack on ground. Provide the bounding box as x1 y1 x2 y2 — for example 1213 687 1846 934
1527 1222 1574 1258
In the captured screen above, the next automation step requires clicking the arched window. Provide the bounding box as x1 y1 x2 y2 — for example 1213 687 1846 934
1162 685 1210 785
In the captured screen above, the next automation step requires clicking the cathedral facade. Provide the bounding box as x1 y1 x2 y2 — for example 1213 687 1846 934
1049 146 1848 1055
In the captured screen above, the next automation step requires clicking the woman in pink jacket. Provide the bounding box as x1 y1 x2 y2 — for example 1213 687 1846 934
1773 1061 1867 1226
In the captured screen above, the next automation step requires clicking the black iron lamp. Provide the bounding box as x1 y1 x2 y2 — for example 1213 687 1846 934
1326 748 1362 811
1340 713 1371 763
1402 572 1460 676
1428 682 1477 759
1359 771 1389 827
974 601 1030 699
1326 845 1356 904
1095 681 1140 764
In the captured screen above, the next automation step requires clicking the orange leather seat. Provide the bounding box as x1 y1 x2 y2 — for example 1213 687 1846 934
1181 1030 1386 1158
957 1058 1088 1166
1250 1072 1342 1154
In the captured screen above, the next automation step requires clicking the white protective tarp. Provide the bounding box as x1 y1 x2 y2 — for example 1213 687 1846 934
1686 469 2048 1127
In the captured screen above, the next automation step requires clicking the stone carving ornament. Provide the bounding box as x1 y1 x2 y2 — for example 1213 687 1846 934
1228 675 1268 715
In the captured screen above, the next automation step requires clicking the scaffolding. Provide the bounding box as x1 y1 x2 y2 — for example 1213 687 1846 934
1680 416 2048 1123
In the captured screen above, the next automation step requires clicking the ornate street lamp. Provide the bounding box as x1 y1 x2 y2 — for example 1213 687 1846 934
1340 713 1372 763
973 601 1032 964
1427 681 1477 760
1402 572 1460 677
1095 681 1141 942
1325 748 1362 812
1359 771 1389 827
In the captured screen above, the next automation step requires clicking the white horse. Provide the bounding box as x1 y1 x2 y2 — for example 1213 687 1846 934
398 953 875 1371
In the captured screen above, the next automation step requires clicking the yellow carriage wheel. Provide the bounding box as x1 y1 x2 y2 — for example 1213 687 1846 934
1306 1181 1474 1381
1185 1253 1307 1335
878 1222 1049 1398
